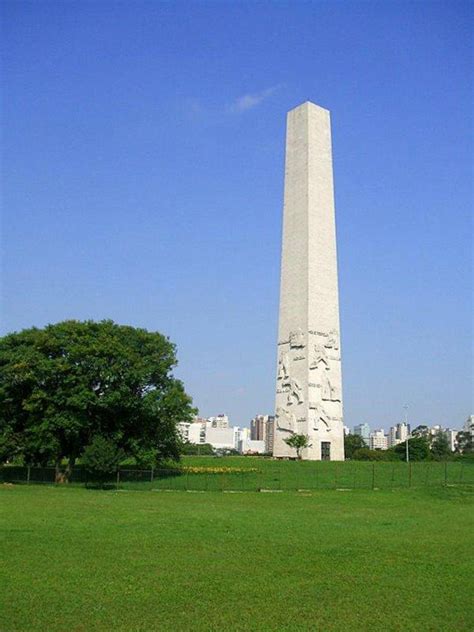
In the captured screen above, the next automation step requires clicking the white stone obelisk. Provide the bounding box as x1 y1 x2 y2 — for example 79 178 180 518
273 102 344 460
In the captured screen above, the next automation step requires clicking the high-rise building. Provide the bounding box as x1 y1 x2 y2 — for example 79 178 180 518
250 414 275 454
354 423 370 445
445 429 458 452
388 426 398 448
250 415 267 441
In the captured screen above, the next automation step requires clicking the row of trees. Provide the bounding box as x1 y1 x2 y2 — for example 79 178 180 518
344 428 473 462
0 321 195 481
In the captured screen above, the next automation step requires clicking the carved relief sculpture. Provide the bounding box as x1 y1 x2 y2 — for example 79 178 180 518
276 407 297 433
311 403 331 431
283 376 303 406
324 329 339 351
321 375 341 402
309 344 330 371
289 328 305 349
277 352 290 381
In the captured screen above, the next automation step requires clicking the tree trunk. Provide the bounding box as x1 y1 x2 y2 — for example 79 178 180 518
55 461 65 484
54 457 75 484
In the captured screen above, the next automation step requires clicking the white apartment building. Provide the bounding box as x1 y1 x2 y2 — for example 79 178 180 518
205 426 235 450
188 421 206 444
369 429 388 450
239 438 266 454
445 429 458 452
207 414 229 429
388 422 409 447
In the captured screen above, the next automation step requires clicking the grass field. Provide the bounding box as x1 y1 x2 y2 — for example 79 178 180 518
1 484 473 631
3 457 473 492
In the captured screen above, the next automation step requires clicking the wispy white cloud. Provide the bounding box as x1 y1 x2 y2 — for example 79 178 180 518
230 85 282 113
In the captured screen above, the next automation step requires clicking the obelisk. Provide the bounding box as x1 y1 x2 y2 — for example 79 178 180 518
273 102 344 460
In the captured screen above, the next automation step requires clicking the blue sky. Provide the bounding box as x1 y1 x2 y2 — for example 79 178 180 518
2 1 472 430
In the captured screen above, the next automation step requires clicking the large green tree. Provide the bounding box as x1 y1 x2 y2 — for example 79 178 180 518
430 431 451 460
0 320 195 479
344 433 366 459
456 430 473 454
394 436 430 461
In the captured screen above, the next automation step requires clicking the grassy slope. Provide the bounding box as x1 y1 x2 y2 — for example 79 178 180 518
1 485 473 632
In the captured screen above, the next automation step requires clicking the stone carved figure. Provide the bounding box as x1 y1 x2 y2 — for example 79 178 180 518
277 352 290 381
324 329 339 351
283 376 303 406
311 403 331 431
289 328 305 349
276 407 296 433
321 375 341 402
309 344 330 371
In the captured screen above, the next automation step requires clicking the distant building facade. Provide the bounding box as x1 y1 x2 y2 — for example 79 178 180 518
250 414 274 453
354 423 370 445
387 422 410 448
178 415 270 454
208 414 229 429
369 429 388 451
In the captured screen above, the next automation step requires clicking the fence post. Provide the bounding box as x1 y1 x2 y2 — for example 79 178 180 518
408 462 412 488
27 466 31 485
116 469 120 490
371 462 376 490
444 460 448 486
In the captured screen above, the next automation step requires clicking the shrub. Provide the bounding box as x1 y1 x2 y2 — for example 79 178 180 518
352 448 386 461
82 436 125 485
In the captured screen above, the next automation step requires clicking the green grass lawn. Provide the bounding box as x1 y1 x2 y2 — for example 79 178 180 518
4 457 473 492
1 485 473 631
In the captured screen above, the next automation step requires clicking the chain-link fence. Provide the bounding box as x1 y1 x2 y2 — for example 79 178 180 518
1 461 473 491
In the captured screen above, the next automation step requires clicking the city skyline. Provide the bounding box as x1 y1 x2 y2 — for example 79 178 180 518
2 3 472 430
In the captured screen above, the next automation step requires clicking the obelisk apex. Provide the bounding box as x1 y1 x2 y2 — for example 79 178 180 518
273 102 344 460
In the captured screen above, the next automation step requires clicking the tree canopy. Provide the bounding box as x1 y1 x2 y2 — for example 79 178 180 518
456 430 473 455
430 431 451 460
284 433 311 460
344 433 366 459
0 320 195 477
394 436 430 461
